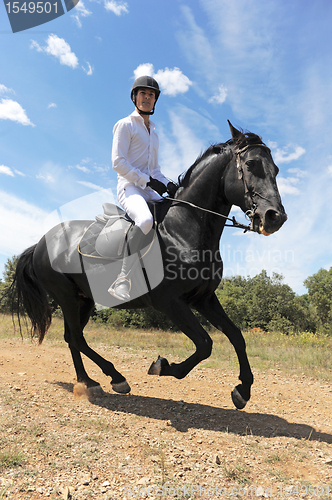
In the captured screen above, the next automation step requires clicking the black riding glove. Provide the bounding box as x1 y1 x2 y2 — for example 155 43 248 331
147 177 167 196
167 181 177 198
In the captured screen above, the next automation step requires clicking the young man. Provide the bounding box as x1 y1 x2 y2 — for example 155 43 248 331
109 75 177 301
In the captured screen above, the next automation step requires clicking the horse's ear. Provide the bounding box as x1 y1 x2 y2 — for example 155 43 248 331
228 120 241 140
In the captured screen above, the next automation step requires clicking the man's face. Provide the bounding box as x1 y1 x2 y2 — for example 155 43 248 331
135 88 156 113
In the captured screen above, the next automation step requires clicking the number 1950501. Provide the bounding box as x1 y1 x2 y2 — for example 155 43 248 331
5 1 58 14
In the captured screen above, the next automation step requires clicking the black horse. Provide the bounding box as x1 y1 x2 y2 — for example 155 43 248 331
9 122 286 409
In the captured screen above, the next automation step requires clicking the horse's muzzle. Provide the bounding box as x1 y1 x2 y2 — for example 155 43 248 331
253 209 287 236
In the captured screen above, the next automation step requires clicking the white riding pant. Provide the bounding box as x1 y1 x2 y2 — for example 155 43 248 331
117 184 162 235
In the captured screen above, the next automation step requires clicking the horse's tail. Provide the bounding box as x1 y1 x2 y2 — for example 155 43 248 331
11 245 52 344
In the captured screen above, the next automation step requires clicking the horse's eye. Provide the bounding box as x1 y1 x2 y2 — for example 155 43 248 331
246 159 265 178
246 160 257 169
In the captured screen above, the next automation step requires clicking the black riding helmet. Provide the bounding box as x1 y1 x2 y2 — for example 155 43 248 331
131 75 161 115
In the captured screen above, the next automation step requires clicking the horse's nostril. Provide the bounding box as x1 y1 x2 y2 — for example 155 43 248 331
266 210 280 224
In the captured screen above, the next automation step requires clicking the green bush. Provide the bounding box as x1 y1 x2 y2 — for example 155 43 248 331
1 251 331 335
92 307 178 331
216 271 317 333
92 306 211 332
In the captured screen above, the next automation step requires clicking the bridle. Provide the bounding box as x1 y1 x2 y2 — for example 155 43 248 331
165 142 272 233
235 143 272 225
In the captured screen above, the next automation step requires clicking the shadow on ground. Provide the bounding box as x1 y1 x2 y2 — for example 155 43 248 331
54 381 332 445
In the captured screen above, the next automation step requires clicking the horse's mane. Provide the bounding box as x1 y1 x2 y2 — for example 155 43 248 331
177 144 226 189
176 129 263 190
233 130 264 150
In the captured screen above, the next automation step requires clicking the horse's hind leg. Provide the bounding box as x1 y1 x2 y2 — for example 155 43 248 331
52 281 130 394
195 292 254 409
64 297 102 392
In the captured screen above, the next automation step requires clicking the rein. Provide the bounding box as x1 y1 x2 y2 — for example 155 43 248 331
165 142 272 233
164 196 253 232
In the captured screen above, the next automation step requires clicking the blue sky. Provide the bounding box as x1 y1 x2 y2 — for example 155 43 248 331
1 0 332 295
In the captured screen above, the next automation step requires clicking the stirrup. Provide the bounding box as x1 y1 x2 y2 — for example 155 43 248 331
108 275 131 301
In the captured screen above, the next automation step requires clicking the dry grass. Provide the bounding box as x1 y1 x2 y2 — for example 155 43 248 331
1 314 331 382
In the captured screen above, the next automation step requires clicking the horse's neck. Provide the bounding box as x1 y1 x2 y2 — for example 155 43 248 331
183 155 231 217
165 155 232 248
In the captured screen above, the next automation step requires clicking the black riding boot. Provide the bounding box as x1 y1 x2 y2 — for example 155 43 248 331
108 225 146 301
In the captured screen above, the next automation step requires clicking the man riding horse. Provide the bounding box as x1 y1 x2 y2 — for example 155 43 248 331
109 76 177 301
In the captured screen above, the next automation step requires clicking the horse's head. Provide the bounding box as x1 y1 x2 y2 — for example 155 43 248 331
223 121 287 235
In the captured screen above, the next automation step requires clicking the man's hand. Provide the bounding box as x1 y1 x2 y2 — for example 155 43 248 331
167 181 177 197
147 177 167 196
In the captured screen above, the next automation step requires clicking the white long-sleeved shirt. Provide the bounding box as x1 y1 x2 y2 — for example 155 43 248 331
112 110 170 193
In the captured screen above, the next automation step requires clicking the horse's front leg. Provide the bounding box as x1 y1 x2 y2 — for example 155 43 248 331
195 293 254 409
148 300 213 379
67 340 101 389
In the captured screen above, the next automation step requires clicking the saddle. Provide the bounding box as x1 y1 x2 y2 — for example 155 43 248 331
78 203 155 260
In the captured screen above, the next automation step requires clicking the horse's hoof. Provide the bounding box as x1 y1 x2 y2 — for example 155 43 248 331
74 383 104 400
231 387 248 410
112 380 131 394
87 384 104 396
148 356 169 375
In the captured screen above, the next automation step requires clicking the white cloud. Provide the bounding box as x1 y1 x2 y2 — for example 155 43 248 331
36 172 56 183
272 144 306 164
155 67 192 96
31 35 79 69
72 0 92 27
44 189 117 233
275 165 307 197
134 63 154 79
327 165 332 176
14 169 25 176
0 191 49 257
209 85 228 105
133 64 192 97
75 164 90 173
287 167 307 178
178 6 215 76
77 180 105 191
267 141 306 165
0 84 14 95
177 3 289 120
159 105 220 180
30 40 44 52
277 177 300 196
69 157 109 175
47 102 57 109
0 165 14 177
0 98 34 126
104 0 128 15
82 62 94 76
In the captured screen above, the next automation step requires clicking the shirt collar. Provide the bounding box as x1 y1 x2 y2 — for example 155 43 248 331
131 110 155 130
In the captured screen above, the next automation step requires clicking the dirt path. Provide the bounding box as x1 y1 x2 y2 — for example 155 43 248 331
1 337 332 500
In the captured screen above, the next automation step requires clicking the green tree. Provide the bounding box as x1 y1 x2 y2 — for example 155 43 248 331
92 307 180 331
290 294 318 333
0 255 18 313
304 267 332 333
215 276 250 330
0 255 59 315
248 271 296 332
217 271 315 333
